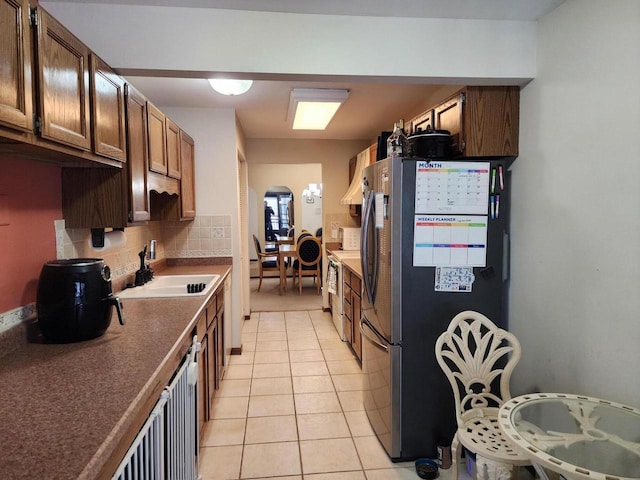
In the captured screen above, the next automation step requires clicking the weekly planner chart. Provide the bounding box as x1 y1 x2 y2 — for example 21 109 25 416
413 160 490 268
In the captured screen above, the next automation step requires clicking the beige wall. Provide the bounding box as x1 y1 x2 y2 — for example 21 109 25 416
249 163 322 248
246 139 371 243
511 0 640 406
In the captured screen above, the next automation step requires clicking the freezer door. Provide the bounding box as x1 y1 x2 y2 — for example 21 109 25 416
360 317 401 459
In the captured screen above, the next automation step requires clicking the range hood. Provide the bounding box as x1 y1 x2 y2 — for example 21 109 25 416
340 148 370 205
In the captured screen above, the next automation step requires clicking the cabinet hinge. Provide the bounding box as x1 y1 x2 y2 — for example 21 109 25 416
128 211 133 223
460 139 466 151
459 92 466 104
33 116 41 134
29 7 38 27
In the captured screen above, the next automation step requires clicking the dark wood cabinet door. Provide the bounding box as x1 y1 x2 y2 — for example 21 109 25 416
344 287 353 344
410 109 433 135
352 288 362 361
434 92 465 156
464 86 520 157
179 130 196 219
166 117 181 179
209 318 219 404
199 331 209 429
146 100 167 174
216 310 224 385
35 7 91 151
124 84 150 223
0 0 32 132
90 54 126 161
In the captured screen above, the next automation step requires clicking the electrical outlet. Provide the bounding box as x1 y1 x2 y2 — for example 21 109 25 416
0 194 9 226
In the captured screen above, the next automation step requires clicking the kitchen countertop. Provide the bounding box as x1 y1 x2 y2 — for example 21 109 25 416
0 263 231 479
342 258 362 278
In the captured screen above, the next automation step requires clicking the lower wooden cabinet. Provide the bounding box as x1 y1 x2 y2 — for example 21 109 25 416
196 284 226 439
343 266 362 361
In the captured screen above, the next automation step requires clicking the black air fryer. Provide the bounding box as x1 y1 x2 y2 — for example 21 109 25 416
37 258 125 343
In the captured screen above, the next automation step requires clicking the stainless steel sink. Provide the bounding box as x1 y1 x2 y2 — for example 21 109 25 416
117 274 220 299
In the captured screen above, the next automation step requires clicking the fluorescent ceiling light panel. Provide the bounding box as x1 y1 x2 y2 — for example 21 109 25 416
208 79 253 95
289 88 349 130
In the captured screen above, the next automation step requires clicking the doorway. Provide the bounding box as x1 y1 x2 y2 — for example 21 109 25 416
264 188 293 241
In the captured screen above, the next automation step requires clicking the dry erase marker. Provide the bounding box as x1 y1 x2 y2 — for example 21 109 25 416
496 194 500 219
491 168 496 194
490 195 495 219
498 165 504 190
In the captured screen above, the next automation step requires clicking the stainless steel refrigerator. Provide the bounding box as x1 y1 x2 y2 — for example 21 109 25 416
360 156 511 461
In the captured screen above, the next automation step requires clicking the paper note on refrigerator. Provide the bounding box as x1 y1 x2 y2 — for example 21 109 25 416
413 215 488 267
414 160 490 215
434 267 475 292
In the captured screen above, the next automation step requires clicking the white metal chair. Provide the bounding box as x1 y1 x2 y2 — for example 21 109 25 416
435 311 530 480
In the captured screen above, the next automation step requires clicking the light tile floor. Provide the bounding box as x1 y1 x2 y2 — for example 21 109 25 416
198 310 470 480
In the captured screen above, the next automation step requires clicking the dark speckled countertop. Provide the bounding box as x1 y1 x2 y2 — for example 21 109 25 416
0 263 231 479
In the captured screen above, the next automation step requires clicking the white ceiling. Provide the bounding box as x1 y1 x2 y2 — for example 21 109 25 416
45 0 565 140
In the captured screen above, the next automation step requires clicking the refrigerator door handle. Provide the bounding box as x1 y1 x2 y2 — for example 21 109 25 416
360 319 388 352
361 191 378 306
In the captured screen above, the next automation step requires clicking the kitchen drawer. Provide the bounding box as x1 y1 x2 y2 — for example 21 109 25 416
351 276 362 298
344 268 352 288
206 292 218 328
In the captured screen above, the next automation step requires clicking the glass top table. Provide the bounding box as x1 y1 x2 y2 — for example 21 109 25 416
499 393 640 480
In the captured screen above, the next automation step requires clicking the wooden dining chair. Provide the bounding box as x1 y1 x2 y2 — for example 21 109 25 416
435 311 530 479
253 234 280 292
292 236 322 295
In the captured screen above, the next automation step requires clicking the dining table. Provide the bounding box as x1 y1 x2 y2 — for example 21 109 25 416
277 243 298 294
498 393 640 480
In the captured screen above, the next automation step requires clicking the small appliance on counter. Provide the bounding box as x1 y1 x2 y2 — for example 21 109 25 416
37 258 125 343
338 227 361 251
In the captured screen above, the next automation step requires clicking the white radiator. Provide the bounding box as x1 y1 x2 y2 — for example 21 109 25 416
112 336 201 480
112 393 167 480
165 337 200 480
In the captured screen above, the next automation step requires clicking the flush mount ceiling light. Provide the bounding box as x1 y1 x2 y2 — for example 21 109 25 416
208 79 253 96
288 88 349 130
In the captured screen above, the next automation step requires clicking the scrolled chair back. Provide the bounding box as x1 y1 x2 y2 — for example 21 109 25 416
435 310 521 424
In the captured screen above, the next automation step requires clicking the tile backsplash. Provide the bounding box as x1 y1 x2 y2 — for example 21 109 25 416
55 219 164 280
54 215 233 280
323 213 360 241
163 215 233 258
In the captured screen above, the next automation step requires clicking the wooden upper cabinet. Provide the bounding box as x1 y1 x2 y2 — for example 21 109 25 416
90 54 126 162
166 118 181 179
34 7 91 151
462 86 519 157
179 130 196 220
125 84 150 223
434 92 464 156
433 86 520 157
409 109 434 135
0 0 32 133
146 100 167 174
